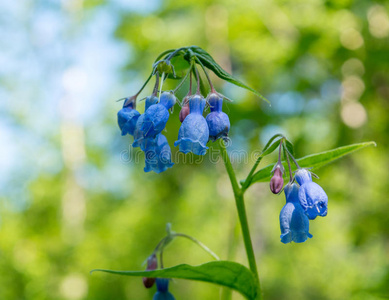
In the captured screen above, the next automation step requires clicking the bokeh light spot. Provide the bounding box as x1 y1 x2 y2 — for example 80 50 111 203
341 102 367 128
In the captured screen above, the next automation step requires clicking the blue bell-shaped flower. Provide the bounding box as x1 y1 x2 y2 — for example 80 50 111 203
279 183 313 244
295 169 328 220
144 134 174 173
141 91 176 138
205 93 230 141
133 96 159 150
117 98 141 136
174 94 209 155
153 278 175 300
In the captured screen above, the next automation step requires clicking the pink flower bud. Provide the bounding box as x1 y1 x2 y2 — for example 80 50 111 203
143 254 158 288
179 97 190 123
270 166 284 194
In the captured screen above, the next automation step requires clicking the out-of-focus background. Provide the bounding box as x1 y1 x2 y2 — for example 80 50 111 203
0 0 388 299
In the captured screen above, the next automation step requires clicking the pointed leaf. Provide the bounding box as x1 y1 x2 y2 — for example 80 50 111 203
248 141 376 184
262 134 283 154
188 46 269 104
91 261 258 300
261 138 282 157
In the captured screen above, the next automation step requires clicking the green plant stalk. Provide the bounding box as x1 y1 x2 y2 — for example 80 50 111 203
219 141 261 299
241 156 263 192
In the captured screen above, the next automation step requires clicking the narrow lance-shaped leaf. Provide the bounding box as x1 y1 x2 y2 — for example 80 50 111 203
91 261 258 300
246 141 376 185
261 134 283 154
186 46 269 104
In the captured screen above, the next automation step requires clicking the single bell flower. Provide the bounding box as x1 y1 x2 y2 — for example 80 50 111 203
144 134 174 174
117 97 141 136
141 91 176 138
133 96 159 150
295 169 328 220
205 93 230 141
280 183 313 244
174 95 209 155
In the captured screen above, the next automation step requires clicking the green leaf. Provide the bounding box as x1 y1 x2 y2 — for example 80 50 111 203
186 46 269 104
249 141 376 184
262 134 283 154
167 56 190 79
261 138 282 157
91 261 258 300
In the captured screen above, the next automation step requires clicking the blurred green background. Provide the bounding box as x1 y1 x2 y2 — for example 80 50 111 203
0 0 388 299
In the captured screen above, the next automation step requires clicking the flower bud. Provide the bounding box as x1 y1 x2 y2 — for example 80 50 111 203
143 254 158 288
179 97 190 123
156 60 173 75
270 164 284 194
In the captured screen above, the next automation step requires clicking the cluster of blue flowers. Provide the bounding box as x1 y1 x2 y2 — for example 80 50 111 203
268 140 328 244
118 89 230 173
277 168 328 244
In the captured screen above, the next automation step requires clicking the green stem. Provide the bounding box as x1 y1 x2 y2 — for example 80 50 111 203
173 233 220 260
194 56 216 93
219 141 261 299
135 73 153 97
158 72 165 102
241 156 263 192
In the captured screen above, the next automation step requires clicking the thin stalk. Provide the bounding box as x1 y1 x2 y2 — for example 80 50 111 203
242 137 286 191
219 141 261 299
173 233 220 260
173 64 193 94
158 72 165 102
194 56 216 93
284 143 300 169
194 66 201 95
283 144 293 182
241 155 264 192
159 248 164 269
187 69 193 96
277 140 282 163
135 73 153 97
152 73 160 96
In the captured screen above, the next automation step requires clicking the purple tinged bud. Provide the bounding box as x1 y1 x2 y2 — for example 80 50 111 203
270 163 284 194
143 254 158 288
179 97 190 123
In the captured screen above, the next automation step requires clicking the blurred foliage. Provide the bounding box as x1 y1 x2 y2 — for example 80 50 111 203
0 0 389 299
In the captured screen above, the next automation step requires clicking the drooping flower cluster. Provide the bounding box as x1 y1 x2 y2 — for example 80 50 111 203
117 72 230 173
270 141 328 244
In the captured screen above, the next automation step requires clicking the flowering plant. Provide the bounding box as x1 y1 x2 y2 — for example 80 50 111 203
92 46 375 300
